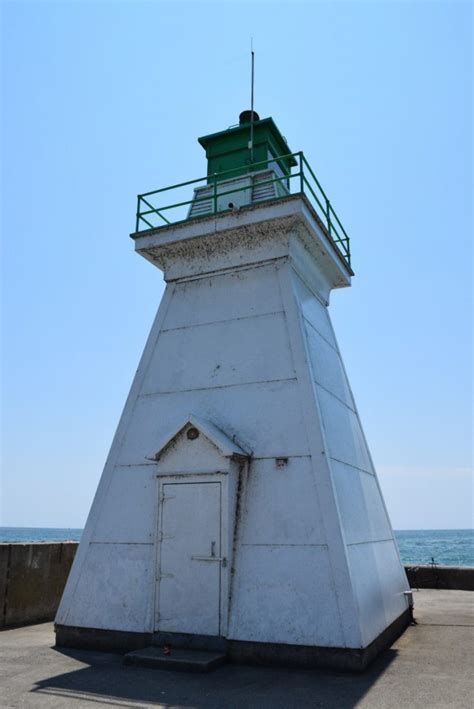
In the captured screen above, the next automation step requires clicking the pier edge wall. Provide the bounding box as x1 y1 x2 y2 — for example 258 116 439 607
0 542 77 628
0 543 472 629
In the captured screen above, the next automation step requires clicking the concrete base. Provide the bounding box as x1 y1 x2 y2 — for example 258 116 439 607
55 624 153 653
228 609 411 672
55 608 411 672
153 630 227 652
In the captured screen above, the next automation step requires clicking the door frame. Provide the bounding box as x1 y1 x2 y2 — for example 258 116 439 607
153 471 230 637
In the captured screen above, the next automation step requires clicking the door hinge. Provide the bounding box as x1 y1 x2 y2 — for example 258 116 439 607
157 532 175 542
160 493 175 503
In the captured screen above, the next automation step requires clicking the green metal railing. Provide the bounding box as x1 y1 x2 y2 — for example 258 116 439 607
135 151 351 268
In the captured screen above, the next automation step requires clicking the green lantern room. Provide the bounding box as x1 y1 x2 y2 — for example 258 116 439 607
187 111 297 219
198 110 297 184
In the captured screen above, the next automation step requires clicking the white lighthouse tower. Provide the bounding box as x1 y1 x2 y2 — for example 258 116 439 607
56 111 410 670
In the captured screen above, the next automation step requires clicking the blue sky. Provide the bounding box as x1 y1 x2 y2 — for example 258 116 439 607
1 1 472 529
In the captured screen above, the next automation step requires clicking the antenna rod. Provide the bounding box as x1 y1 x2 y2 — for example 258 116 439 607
250 39 255 164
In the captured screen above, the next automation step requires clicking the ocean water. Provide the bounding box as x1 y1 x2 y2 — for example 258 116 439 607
0 527 472 566
0 527 83 543
394 529 473 567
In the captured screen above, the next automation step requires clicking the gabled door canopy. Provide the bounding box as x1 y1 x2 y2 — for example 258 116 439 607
147 414 250 462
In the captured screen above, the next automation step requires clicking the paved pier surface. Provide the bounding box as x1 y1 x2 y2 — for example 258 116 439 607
0 590 472 708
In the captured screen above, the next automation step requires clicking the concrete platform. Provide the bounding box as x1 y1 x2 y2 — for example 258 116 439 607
0 590 473 708
124 646 226 672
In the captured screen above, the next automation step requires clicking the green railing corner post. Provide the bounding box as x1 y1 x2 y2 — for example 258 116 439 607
136 196 141 232
326 199 332 236
299 152 304 194
213 175 218 215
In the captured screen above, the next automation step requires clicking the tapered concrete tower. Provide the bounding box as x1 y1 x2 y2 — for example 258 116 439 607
56 111 411 670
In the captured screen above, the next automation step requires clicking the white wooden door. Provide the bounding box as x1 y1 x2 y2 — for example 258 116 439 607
157 481 222 636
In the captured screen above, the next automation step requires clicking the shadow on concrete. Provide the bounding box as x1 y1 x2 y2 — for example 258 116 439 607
31 645 398 708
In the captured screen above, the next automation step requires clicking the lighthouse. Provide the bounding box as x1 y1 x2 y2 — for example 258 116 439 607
55 111 411 670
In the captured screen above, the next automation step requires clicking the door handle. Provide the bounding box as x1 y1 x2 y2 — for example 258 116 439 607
191 555 227 567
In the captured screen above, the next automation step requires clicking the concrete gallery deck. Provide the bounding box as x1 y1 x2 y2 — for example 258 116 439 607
0 590 473 708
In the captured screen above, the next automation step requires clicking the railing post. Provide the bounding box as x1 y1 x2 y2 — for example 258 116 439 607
299 152 304 194
136 196 141 232
326 198 332 236
213 174 218 215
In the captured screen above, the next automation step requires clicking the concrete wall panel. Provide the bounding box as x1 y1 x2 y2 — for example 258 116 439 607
240 457 326 546
317 386 373 473
229 544 345 647
142 312 295 394
332 460 392 545
305 322 353 407
91 467 156 544
293 275 337 347
162 264 283 330
64 543 154 633
348 540 409 647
